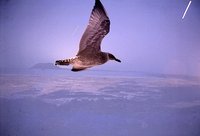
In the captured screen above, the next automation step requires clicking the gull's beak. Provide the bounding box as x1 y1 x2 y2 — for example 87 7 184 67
115 58 121 63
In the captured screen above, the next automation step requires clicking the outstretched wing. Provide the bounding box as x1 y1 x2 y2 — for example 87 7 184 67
77 0 110 55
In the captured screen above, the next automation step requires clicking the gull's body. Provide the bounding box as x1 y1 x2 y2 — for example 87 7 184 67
55 0 121 71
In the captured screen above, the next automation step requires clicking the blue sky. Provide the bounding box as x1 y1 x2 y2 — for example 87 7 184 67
0 0 200 76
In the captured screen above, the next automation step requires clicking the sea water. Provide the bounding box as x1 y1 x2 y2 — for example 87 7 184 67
0 69 200 136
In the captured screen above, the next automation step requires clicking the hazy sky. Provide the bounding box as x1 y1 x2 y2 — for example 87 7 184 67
0 0 200 76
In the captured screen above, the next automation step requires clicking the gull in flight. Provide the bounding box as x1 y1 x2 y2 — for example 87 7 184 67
55 0 121 71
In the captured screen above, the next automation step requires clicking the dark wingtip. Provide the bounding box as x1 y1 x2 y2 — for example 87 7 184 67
71 69 79 72
71 68 86 72
95 0 104 9
95 0 100 3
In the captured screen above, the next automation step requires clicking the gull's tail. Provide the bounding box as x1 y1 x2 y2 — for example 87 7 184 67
55 59 70 66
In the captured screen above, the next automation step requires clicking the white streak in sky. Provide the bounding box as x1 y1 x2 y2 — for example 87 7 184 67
182 1 192 19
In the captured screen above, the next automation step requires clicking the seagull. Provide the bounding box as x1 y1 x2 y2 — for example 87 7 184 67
55 0 121 72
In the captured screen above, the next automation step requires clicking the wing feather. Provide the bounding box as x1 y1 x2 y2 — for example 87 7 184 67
77 0 110 55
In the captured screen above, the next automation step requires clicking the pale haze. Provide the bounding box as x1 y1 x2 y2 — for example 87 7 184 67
1 0 200 76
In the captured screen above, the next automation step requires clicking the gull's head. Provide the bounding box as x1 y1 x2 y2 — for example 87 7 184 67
108 53 121 63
